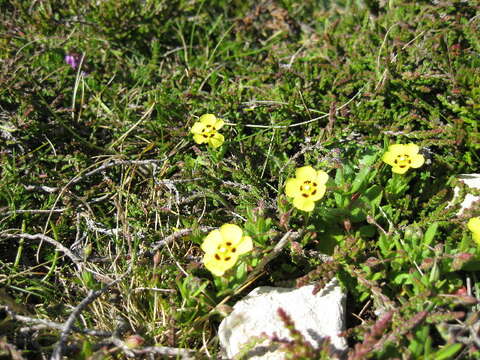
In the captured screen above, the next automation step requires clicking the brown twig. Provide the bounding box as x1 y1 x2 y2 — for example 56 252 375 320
143 226 216 257
69 159 167 185
4 305 195 359
0 232 83 268
0 208 67 215
131 345 195 359
50 276 125 360
247 230 300 280
2 306 111 337
107 337 195 359
23 185 59 193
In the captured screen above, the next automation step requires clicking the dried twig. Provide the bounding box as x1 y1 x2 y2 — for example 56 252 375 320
106 337 195 359
23 185 59 193
247 230 300 281
3 305 195 359
143 226 215 257
236 85 364 129
0 232 83 268
81 214 121 237
130 345 195 359
69 159 166 185
2 306 111 337
50 276 125 360
0 208 67 215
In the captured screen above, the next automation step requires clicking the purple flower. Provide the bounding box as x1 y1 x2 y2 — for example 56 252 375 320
64 53 82 70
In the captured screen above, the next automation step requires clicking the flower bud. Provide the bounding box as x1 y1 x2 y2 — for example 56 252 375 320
125 335 145 349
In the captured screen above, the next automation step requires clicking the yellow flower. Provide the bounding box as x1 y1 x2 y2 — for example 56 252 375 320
285 166 329 212
190 114 225 148
201 224 253 276
467 217 480 245
382 143 425 174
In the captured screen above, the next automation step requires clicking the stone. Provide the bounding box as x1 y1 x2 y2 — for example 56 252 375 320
452 174 480 214
218 279 347 359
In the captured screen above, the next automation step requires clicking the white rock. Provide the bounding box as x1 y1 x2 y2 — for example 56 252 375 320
452 174 480 214
218 279 347 359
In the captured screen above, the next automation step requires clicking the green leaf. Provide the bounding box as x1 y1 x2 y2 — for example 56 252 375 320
191 281 208 298
363 184 383 208
431 343 463 360
393 273 410 285
334 192 345 208
350 206 366 222
81 271 98 290
424 223 438 247
78 341 93 360
358 152 379 167
350 166 372 194
335 167 345 187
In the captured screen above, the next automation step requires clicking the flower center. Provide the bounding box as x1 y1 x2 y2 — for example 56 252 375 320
201 124 217 139
394 154 412 168
214 241 237 262
299 180 318 198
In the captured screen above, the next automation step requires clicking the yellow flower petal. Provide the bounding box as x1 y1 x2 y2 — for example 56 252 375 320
199 114 217 126
391 165 409 175
410 153 425 168
215 118 225 130
203 253 237 276
209 133 224 148
293 196 315 212
201 229 222 253
383 143 424 173
382 151 397 166
315 170 329 185
201 224 253 277
285 178 301 198
404 143 420 155
467 217 480 234
309 184 326 201
193 134 207 144
236 236 253 255
388 144 406 154
468 217 480 245
191 122 205 134
219 224 243 243
295 166 316 181
473 233 480 245
285 166 328 210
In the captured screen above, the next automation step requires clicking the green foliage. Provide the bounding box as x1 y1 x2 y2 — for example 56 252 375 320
1 0 479 358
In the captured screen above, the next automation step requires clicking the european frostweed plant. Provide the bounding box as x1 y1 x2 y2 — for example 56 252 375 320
285 166 329 212
201 224 253 276
190 114 225 148
467 217 480 245
382 143 425 174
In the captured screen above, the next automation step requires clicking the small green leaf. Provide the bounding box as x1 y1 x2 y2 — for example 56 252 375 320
431 343 463 360
363 184 383 208
393 273 410 285
335 167 345 186
81 271 97 290
350 166 372 194
424 223 438 246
